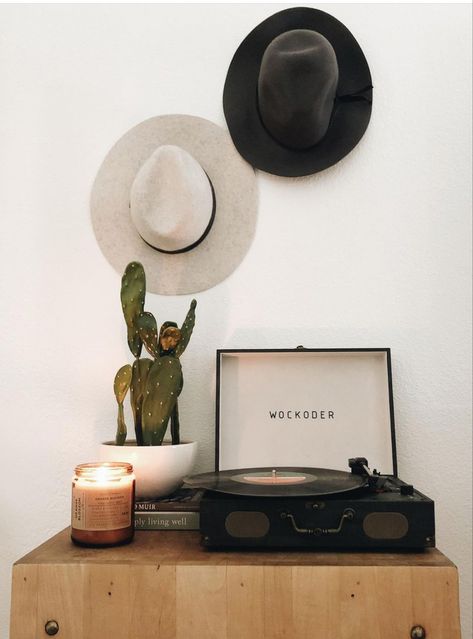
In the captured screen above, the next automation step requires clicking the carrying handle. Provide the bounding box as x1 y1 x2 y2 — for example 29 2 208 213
281 508 355 536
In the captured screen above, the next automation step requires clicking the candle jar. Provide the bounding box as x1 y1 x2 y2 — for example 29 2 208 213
71 462 135 547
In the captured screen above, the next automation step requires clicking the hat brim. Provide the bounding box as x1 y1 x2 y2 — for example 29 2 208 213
91 115 258 295
223 7 373 177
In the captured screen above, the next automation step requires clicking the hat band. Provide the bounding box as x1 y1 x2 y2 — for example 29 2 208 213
139 174 216 255
256 83 373 151
335 84 373 104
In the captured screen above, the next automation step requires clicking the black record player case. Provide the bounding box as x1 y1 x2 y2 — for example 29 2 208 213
199 472 435 550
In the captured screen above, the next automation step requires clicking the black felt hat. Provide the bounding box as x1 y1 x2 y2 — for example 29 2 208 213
223 7 373 177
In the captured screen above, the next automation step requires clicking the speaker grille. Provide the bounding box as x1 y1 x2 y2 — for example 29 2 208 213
225 511 270 538
363 512 409 539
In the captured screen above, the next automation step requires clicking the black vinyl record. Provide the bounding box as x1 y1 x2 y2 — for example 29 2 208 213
185 466 366 498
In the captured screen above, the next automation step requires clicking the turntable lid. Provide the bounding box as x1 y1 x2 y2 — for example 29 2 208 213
216 349 396 475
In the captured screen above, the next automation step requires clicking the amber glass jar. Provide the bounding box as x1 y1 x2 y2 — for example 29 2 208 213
71 462 135 547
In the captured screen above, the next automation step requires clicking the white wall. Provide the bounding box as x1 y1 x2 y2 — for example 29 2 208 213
0 3 471 637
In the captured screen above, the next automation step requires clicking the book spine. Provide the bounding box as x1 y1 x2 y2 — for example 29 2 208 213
135 503 199 512
134 511 200 530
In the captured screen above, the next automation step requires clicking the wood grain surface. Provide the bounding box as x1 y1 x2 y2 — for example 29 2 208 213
15 528 456 566
10 528 461 639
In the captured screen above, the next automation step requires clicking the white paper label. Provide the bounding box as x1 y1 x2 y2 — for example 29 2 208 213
72 483 132 531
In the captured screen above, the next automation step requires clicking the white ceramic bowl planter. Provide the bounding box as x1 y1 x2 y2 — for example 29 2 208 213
100 440 197 500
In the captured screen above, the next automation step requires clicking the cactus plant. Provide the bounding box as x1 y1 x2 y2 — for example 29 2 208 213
113 262 197 446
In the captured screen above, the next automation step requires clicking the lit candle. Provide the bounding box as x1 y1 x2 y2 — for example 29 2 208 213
71 462 135 546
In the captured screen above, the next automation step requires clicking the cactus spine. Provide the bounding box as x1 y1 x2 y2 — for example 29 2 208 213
115 262 197 446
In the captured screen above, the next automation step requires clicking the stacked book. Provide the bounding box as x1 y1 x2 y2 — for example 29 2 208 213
134 487 203 530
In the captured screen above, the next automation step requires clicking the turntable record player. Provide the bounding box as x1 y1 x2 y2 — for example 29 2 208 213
186 458 435 549
187 348 435 549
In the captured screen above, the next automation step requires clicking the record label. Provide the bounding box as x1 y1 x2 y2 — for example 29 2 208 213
235 470 312 485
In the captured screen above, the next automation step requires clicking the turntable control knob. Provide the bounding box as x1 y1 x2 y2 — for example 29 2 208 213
410 626 426 639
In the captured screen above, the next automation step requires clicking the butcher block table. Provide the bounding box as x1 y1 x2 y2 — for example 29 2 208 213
10 528 461 639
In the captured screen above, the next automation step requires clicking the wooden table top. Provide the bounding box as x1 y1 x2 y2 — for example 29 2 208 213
15 528 455 568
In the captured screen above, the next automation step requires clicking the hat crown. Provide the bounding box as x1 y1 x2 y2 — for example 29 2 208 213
257 29 339 150
130 145 214 253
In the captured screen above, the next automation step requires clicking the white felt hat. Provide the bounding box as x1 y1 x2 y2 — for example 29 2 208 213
91 115 258 295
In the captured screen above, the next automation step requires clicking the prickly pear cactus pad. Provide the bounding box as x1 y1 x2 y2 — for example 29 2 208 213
121 262 146 358
114 364 132 445
137 312 159 359
175 299 197 358
142 357 183 445
114 364 132 403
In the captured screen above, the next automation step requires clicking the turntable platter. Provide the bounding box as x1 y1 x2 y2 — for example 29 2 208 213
185 466 366 497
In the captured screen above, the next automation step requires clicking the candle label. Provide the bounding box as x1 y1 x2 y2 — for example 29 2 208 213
72 484 133 531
